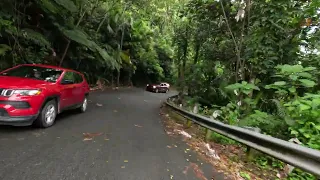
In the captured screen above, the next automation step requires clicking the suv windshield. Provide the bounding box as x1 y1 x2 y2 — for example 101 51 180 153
0 65 63 83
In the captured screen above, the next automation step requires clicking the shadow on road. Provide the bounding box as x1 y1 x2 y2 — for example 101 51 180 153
0 109 80 133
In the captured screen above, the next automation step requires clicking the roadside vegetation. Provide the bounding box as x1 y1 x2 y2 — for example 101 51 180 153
170 0 320 179
1 0 319 179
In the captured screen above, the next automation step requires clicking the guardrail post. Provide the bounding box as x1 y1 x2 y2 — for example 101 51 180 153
185 104 199 128
243 126 261 162
205 128 213 142
186 120 192 128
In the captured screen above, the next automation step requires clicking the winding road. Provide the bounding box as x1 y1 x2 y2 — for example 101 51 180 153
0 88 224 180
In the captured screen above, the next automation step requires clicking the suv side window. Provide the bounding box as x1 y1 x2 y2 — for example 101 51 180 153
74 73 83 84
61 71 75 84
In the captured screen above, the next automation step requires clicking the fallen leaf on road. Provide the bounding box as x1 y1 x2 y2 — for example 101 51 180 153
106 161 108 163
96 103 103 106
167 145 172 148
32 132 41 137
83 132 103 141
124 160 128 163
121 166 125 168
113 110 118 112
83 137 93 141
183 163 208 180
167 169 170 172
178 130 192 138
134 124 142 128
170 175 173 179
104 138 109 141
174 145 177 147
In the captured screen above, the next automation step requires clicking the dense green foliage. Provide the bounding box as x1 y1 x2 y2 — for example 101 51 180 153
0 0 178 85
172 0 320 179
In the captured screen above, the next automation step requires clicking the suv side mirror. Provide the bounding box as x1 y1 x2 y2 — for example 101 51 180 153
60 79 73 85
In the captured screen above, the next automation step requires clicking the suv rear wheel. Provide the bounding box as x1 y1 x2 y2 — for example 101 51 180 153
34 100 57 128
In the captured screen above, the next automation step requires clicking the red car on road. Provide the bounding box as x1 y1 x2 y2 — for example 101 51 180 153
0 64 90 128
146 83 170 93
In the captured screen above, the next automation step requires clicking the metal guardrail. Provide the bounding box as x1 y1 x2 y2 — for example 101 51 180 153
165 95 320 176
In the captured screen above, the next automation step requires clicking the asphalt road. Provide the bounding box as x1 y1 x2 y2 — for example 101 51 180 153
0 88 223 180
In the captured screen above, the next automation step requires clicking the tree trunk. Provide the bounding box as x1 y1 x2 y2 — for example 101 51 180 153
111 72 114 87
59 10 86 67
59 40 70 67
188 42 200 95
181 26 189 92
117 70 120 87
128 71 132 86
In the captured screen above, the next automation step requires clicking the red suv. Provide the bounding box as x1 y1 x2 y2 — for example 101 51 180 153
0 64 90 128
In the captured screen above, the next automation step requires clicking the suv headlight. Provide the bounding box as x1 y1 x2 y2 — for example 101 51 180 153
14 89 41 96
153 86 156 88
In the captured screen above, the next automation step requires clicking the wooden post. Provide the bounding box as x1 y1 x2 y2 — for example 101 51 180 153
205 128 212 142
186 120 192 128
246 146 254 161
243 126 261 161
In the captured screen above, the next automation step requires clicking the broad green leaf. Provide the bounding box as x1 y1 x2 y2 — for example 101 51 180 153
303 133 311 138
288 87 296 93
225 83 242 90
62 29 96 50
298 72 312 79
290 130 299 135
303 67 316 71
242 89 251 95
299 104 311 111
299 79 316 88
289 74 298 81
274 81 286 86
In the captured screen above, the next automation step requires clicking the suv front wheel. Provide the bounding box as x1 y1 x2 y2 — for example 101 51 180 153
78 96 88 113
34 100 57 128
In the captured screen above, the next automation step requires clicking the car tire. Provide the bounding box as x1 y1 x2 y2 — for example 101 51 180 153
165 89 169 93
155 89 159 93
34 100 57 128
78 96 88 113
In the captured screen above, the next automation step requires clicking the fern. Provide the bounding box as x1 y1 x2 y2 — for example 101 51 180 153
38 0 59 14
53 0 78 13
270 99 286 118
20 29 51 48
0 44 11 56
96 45 120 70
38 0 77 15
59 27 119 70
62 29 96 50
